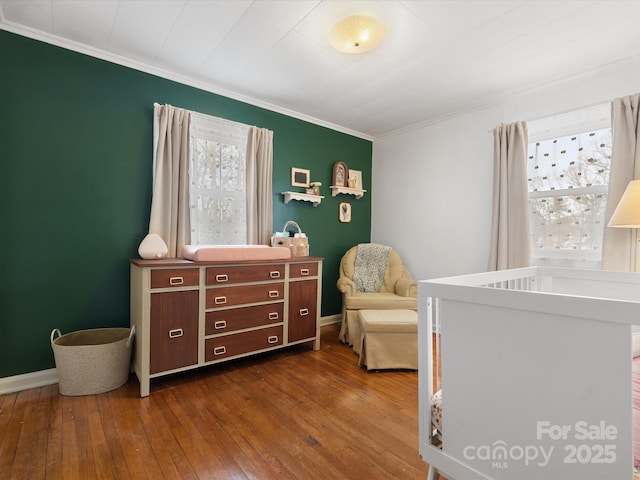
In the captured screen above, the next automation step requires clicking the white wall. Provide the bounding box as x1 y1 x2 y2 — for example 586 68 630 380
372 54 640 282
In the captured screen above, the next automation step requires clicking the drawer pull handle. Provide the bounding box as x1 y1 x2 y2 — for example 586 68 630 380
300 269 310 276
268 290 279 298
268 312 279 320
213 346 226 356
168 328 183 338
216 274 228 282
267 335 279 344
169 276 184 285
214 320 227 329
270 271 281 278
215 296 227 305
299 308 309 316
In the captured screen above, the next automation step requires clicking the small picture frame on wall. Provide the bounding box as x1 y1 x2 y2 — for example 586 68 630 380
291 167 310 187
332 161 349 187
348 169 362 190
339 202 352 223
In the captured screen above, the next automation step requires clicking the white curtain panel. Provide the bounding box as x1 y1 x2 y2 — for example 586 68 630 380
603 93 640 271
149 104 191 257
488 121 531 271
245 126 274 245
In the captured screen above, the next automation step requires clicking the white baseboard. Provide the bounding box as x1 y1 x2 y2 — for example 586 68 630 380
320 314 341 327
0 368 58 394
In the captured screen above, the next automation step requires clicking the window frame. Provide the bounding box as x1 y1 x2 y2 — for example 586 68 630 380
526 104 611 269
188 112 250 246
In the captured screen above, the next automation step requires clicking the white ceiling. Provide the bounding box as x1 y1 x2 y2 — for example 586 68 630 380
2 0 640 139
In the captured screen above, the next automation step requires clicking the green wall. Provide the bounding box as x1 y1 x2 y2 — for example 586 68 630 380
0 30 372 378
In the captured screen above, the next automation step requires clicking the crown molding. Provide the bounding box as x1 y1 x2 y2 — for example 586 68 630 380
0 21 373 142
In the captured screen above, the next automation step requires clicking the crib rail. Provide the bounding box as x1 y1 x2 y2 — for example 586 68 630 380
422 266 539 288
481 274 537 291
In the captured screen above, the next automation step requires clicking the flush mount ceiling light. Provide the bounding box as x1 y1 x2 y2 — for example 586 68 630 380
329 15 386 54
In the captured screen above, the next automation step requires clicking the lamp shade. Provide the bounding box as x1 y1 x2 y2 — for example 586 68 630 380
608 180 640 228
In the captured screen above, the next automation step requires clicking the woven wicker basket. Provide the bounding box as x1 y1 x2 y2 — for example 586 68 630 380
50 326 135 396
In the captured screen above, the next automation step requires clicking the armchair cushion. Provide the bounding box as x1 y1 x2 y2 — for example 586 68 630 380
344 292 417 311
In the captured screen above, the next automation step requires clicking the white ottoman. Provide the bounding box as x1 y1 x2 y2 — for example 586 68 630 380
357 309 418 370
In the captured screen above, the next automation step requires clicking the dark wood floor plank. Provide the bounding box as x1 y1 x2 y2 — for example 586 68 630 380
190 372 300 480
1 324 429 479
135 393 199 480
95 392 134 480
87 395 118 480
0 392 19 477
44 384 63 479
8 385 53 479
222 366 349 480
161 385 238 479
262 348 425 478
202 369 304 480
103 384 166 479
1 389 41 478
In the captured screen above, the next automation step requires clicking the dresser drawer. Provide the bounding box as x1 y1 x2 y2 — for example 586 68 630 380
205 325 283 362
205 303 284 335
206 283 284 308
289 262 318 278
206 264 285 285
149 290 199 374
150 268 199 289
288 279 318 343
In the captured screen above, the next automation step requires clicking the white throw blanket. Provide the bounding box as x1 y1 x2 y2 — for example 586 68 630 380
353 243 391 293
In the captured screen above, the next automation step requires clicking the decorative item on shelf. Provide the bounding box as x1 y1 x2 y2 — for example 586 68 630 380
330 167 366 199
310 181 322 195
271 220 309 257
339 202 352 223
291 167 310 187
332 161 349 187
348 169 362 190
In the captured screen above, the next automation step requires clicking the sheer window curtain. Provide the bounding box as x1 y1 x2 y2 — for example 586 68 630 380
149 103 191 257
245 126 273 245
603 93 640 271
488 121 531 271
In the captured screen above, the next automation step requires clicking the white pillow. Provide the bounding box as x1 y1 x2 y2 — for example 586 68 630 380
633 332 640 358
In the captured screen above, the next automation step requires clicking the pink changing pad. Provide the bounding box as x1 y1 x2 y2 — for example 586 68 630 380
181 244 291 262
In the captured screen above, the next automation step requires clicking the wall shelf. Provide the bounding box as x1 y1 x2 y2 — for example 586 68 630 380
330 186 366 199
281 191 324 206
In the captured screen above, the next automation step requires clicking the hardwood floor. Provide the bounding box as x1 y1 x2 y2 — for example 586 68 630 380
0 324 429 479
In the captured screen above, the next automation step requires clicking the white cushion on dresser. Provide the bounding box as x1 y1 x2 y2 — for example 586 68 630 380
181 244 291 262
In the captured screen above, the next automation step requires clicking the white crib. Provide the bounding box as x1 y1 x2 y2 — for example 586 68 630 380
418 267 640 480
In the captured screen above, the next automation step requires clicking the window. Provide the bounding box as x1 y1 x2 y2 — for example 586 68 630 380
189 112 249 245
527 104 611 268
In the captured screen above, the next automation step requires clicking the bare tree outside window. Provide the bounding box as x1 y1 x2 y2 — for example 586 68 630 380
189 114 249 245
527 128 611 268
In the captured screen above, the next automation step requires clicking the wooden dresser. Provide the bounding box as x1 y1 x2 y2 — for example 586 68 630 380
130 256 323 396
